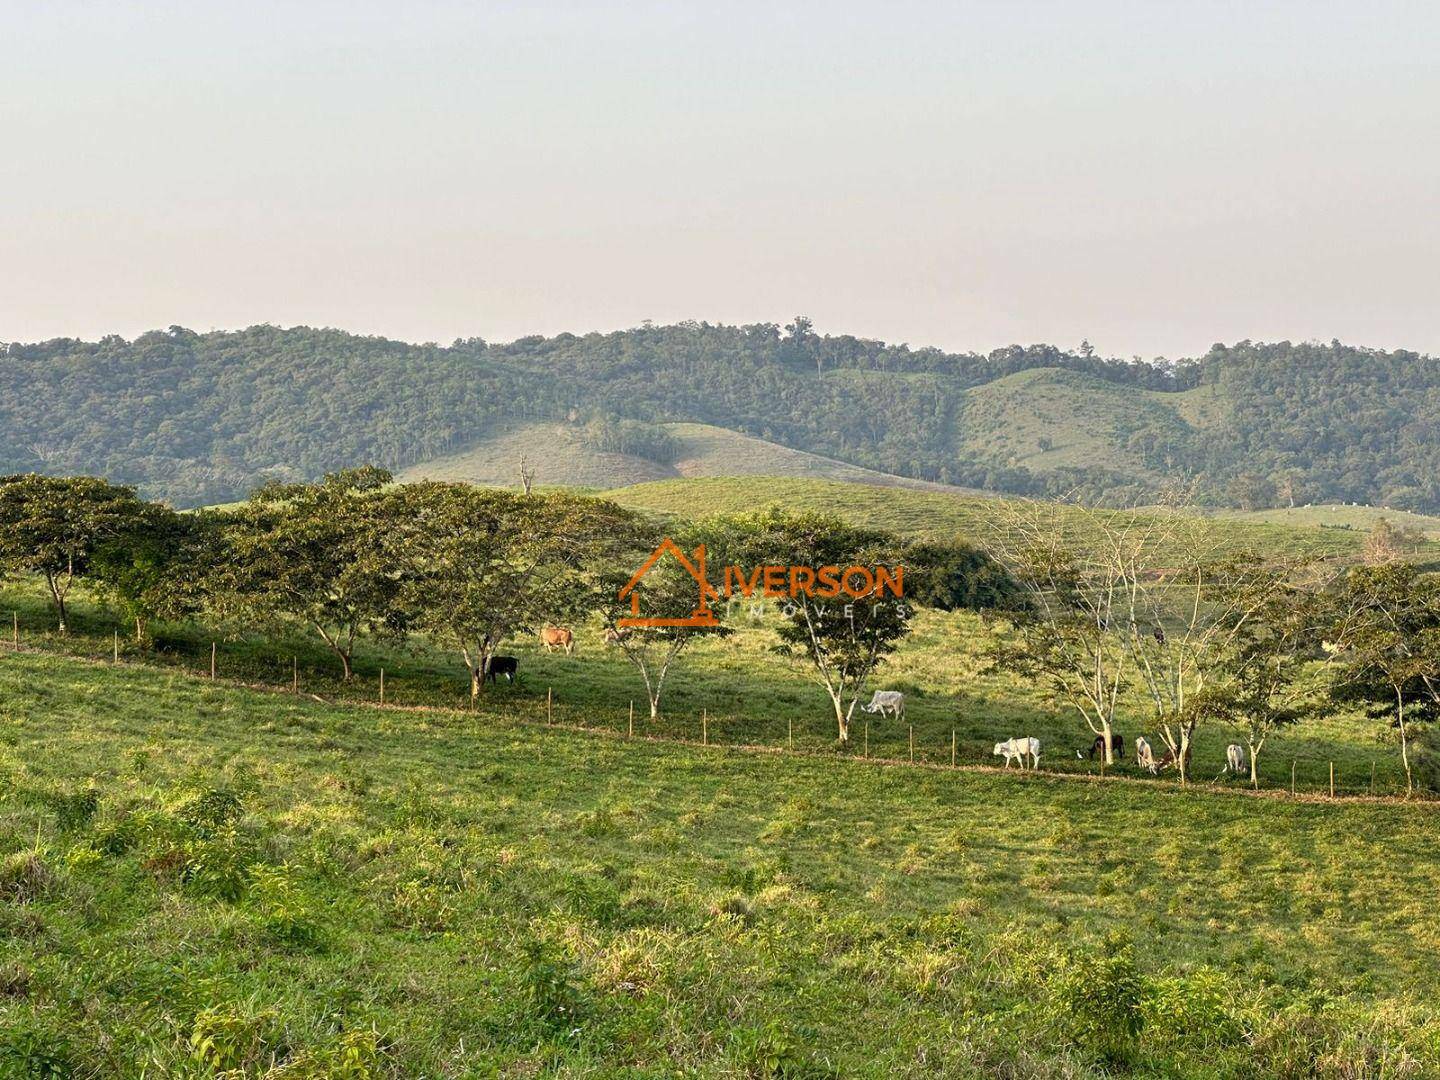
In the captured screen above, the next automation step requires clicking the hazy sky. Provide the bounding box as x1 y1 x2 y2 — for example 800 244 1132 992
3 1 1438 358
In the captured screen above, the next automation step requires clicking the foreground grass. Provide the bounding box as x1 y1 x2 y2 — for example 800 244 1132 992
0 649 1438 1077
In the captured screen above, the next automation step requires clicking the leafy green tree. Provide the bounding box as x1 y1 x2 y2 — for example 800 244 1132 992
900 539 1021 611
718 509 912 743
213 467 405 680
89 501 210 642
0 474 156 632
386 485 636 699
1328 564 1440 795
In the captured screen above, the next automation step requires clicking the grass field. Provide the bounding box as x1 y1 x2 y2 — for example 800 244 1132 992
399 422 975 496
1210 503 1440 539
0 577 1422 801
603 476 1410 564
2 493 1438 1076
2 643 1440 1077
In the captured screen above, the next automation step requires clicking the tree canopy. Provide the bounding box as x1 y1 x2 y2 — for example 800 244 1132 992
6 324 1440 511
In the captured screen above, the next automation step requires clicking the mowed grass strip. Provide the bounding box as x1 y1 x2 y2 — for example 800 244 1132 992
0 650 1437 1076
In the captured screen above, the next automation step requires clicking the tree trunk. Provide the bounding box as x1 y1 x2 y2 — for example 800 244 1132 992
1101 718 1116 765
1249 747 1260 789
46 572 67 633
1398 691 1412 796
831 692 850 743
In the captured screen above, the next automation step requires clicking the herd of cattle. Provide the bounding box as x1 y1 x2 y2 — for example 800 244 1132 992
486 631 1252 778
863 691 1252 778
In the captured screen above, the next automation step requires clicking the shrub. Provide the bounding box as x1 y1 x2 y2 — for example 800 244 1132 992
46 785 99 831
519 938 588 1031
249 864 325 951
180 825 258 902
268 1028 387 1079
729 1021 838 1078
0 1023 74 1079
187 1006 280 1073
1045 943 1149 1066
177 787 245 834
1145 966 1242 1047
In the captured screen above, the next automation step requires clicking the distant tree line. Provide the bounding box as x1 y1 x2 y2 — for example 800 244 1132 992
5 324 1439 511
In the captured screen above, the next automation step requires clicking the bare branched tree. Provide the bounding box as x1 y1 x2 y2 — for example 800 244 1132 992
989 487 1299 781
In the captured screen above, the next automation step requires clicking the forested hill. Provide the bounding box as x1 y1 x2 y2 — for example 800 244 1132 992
3 322 1439 511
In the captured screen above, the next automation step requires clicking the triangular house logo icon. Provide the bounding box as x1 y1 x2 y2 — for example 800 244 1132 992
618 538 721 628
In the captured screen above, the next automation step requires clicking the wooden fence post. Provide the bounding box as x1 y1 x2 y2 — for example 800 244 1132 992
909 725 914 762
292 657 298 695
547 687 553 725
112 630 119 664
379 668 385 705
11 612 17 650
864 721 869 759
1370 763 1376 796
702 709 708 746
628 700 634 738
787 716 793 750
1330 762 1336 799
951 729 957 767
210 642 217 680
1291 760 1297 795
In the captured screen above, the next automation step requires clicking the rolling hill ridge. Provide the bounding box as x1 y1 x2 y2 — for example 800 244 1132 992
4 322 1439 511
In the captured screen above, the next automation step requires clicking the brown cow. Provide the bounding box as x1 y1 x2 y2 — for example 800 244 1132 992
602 626 631 646
540 625 575 655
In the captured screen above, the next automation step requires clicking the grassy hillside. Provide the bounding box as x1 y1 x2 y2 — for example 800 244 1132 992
1211 503 1440 539
400 422 978 493
603 476 1377 560
2 646 1438 1076
953 368 1203 479
0 567 1418 798
398 423 673 489
9 325 1440 511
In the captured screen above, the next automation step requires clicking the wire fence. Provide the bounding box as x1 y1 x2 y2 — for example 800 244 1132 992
5 608 1430 805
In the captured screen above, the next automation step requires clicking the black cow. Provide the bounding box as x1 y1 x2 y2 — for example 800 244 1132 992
1083 733 1125 760
485 655 519 684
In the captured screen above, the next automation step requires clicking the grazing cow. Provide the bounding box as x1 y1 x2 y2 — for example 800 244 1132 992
485 655 519 684
861 690 905 720
540 626 575 655
993 737 1041 770
602 626 631 646
1079 733 1125 761
1224 743 1247 775
1136 736 1158 774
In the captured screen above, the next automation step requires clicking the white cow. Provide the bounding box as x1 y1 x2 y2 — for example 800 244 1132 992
1136 736 1158 775
1224 743 1247 775
993 737 1040 770
861 690 905 720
